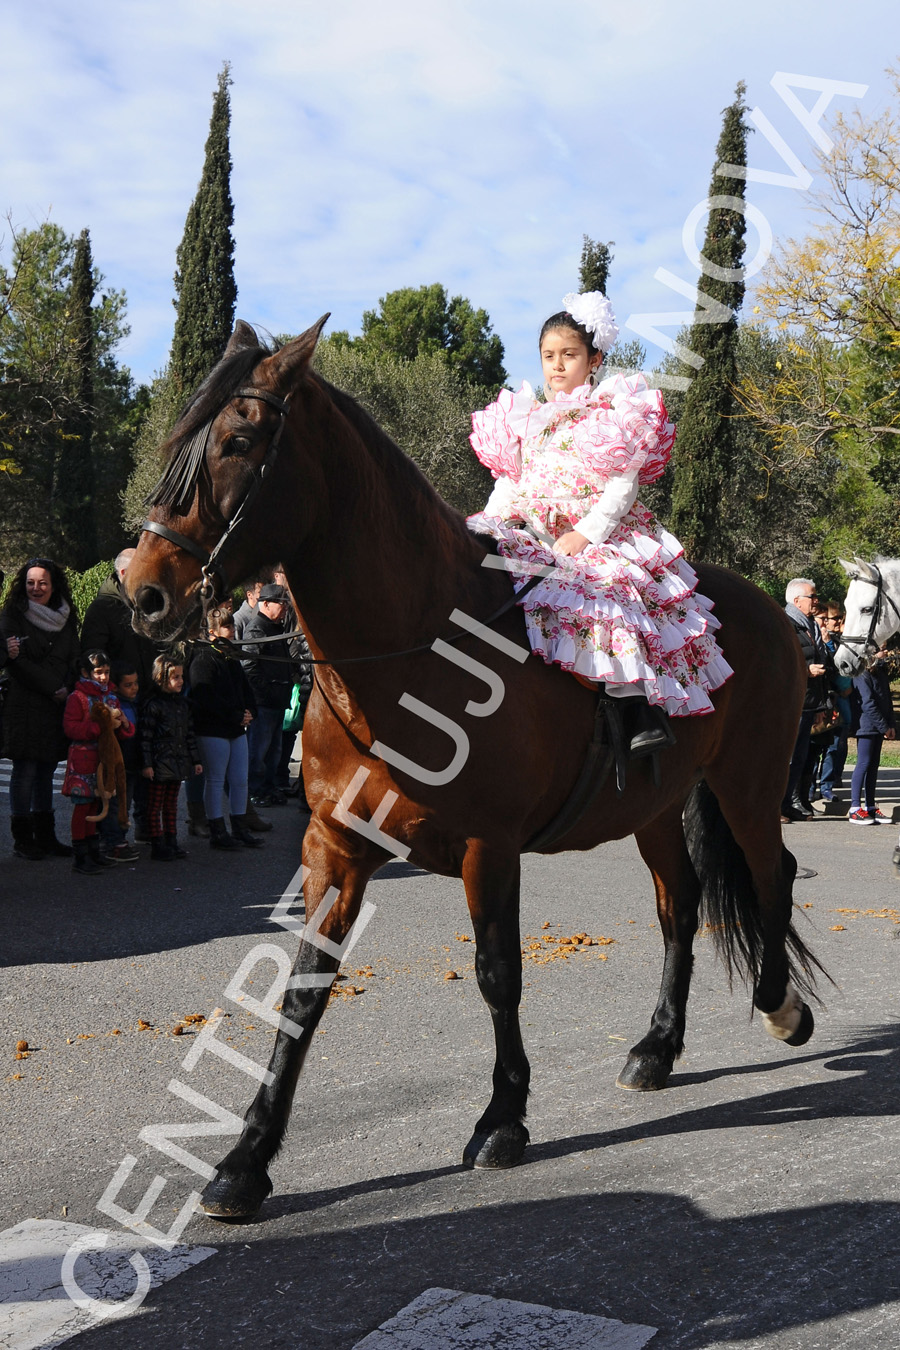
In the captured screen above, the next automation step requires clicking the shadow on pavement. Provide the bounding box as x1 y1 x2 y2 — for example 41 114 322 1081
68 1021 900 1349
0 818 428 967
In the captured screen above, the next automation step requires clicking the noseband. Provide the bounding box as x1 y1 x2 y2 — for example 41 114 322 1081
836 565 900 665
140 386 291 615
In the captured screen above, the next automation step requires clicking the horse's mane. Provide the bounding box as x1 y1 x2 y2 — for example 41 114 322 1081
147 337 482 556
147 343 275 515
311 373 478 549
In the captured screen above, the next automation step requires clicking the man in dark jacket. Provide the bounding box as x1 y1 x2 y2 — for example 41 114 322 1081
782 578 829 821
242 584 293 806
80 549 159 694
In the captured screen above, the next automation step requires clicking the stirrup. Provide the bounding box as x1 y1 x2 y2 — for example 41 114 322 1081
624 699 676 759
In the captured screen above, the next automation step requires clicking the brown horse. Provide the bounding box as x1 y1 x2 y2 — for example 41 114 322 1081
126 318 821 1220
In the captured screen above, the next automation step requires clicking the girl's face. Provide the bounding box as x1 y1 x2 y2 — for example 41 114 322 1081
26 567 53 606
167 666 184 694
540 327 601 395
89 664 110 688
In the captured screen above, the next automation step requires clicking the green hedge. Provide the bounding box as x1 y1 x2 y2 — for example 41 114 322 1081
66 560 113 621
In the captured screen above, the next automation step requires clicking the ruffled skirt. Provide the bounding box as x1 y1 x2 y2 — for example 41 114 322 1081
468 502 733 717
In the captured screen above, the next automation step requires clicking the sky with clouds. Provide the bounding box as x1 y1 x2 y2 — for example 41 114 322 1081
1 0 895 390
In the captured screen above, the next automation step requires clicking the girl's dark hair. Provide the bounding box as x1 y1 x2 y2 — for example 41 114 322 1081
2 557 76 620
152 653 183 691
539 310 598 356
79 649 110 675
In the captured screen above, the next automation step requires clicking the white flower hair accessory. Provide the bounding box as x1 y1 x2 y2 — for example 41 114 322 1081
562 290 619 354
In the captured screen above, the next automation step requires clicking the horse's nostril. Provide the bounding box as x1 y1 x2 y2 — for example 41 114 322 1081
137 585 168 618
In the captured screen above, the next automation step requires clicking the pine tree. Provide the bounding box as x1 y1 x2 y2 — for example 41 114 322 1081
579 236 614 295
170 63 237 395
669 83 749 563
56 228 99 567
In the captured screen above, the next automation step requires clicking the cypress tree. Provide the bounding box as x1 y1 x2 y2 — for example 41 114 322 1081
170 63 237 395
56 227 99 567
669 83 749 563
579 236 613 295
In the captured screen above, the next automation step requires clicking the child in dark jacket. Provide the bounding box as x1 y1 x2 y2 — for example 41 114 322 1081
849 655 896 824
62 649 135 875
98 661 142 861
141 654 202 861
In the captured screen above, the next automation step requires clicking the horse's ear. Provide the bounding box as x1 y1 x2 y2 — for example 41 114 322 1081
853 556 879 581
838 557 859 579
223 321 259 358
263 314 331 389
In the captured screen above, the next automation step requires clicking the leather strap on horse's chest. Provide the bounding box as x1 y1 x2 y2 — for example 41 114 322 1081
524 695 614 853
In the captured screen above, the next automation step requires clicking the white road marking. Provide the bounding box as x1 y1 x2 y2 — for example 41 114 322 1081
353 1287 657 1348
0 1219 215 1349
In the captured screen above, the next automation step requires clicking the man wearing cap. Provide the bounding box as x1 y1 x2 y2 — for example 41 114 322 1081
242 584 294 807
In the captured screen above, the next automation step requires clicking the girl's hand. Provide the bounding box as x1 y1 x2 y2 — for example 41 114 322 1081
53 687 67 702
194 763 203 775
142 767 154 780
887 728 896 741
242 710 253 726
5 637 20 659
553 530 589 557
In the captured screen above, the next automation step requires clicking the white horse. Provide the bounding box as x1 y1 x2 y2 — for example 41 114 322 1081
833 556 900 678
835 556 900 876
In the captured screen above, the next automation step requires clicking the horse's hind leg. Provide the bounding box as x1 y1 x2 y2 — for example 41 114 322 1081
461 842 530 1168
701 774 816 1048
200 818 381 1219
618 800 701 1090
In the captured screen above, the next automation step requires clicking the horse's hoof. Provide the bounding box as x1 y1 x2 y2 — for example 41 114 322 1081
616 1052 672 1090
784 1002 814 1047
199 1169 273 1220
463 1122 529 1169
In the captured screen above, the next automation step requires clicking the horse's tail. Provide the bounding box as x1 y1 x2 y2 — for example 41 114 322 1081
683 780 824 1002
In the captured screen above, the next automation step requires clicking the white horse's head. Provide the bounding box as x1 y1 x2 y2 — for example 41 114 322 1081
834 556 900 676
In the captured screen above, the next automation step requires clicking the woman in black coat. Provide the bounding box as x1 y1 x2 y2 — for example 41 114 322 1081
0 558 80 859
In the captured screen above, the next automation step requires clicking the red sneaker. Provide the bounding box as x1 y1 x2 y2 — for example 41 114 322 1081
849 809 874 826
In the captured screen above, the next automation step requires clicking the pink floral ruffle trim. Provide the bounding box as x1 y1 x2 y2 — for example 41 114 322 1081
469 515 733 718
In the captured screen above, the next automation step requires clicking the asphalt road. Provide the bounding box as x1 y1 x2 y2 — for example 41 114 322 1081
2 778 900 1349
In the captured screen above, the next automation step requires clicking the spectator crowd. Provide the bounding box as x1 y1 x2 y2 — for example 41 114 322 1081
2 552 897 874
0 551 312 874
780 577 897 827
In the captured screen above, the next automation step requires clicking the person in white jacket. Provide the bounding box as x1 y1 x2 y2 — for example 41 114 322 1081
468 291 733 754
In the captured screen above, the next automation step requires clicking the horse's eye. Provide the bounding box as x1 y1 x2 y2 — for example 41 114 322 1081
861 606 874 615
229 435 252 455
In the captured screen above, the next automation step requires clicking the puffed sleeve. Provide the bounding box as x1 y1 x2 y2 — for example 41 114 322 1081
470 387 525 481
572 375 676 485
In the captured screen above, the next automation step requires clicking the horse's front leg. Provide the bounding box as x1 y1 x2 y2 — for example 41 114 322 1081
200 818 382 1219
618 801 700 1090
461 842 531 1169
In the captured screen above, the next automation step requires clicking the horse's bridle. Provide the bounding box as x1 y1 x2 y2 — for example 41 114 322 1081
836 564 900 665
138 382 547 663
140 386 291 618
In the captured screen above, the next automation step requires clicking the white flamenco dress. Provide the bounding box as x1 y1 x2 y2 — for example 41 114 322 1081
467 373 733 716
